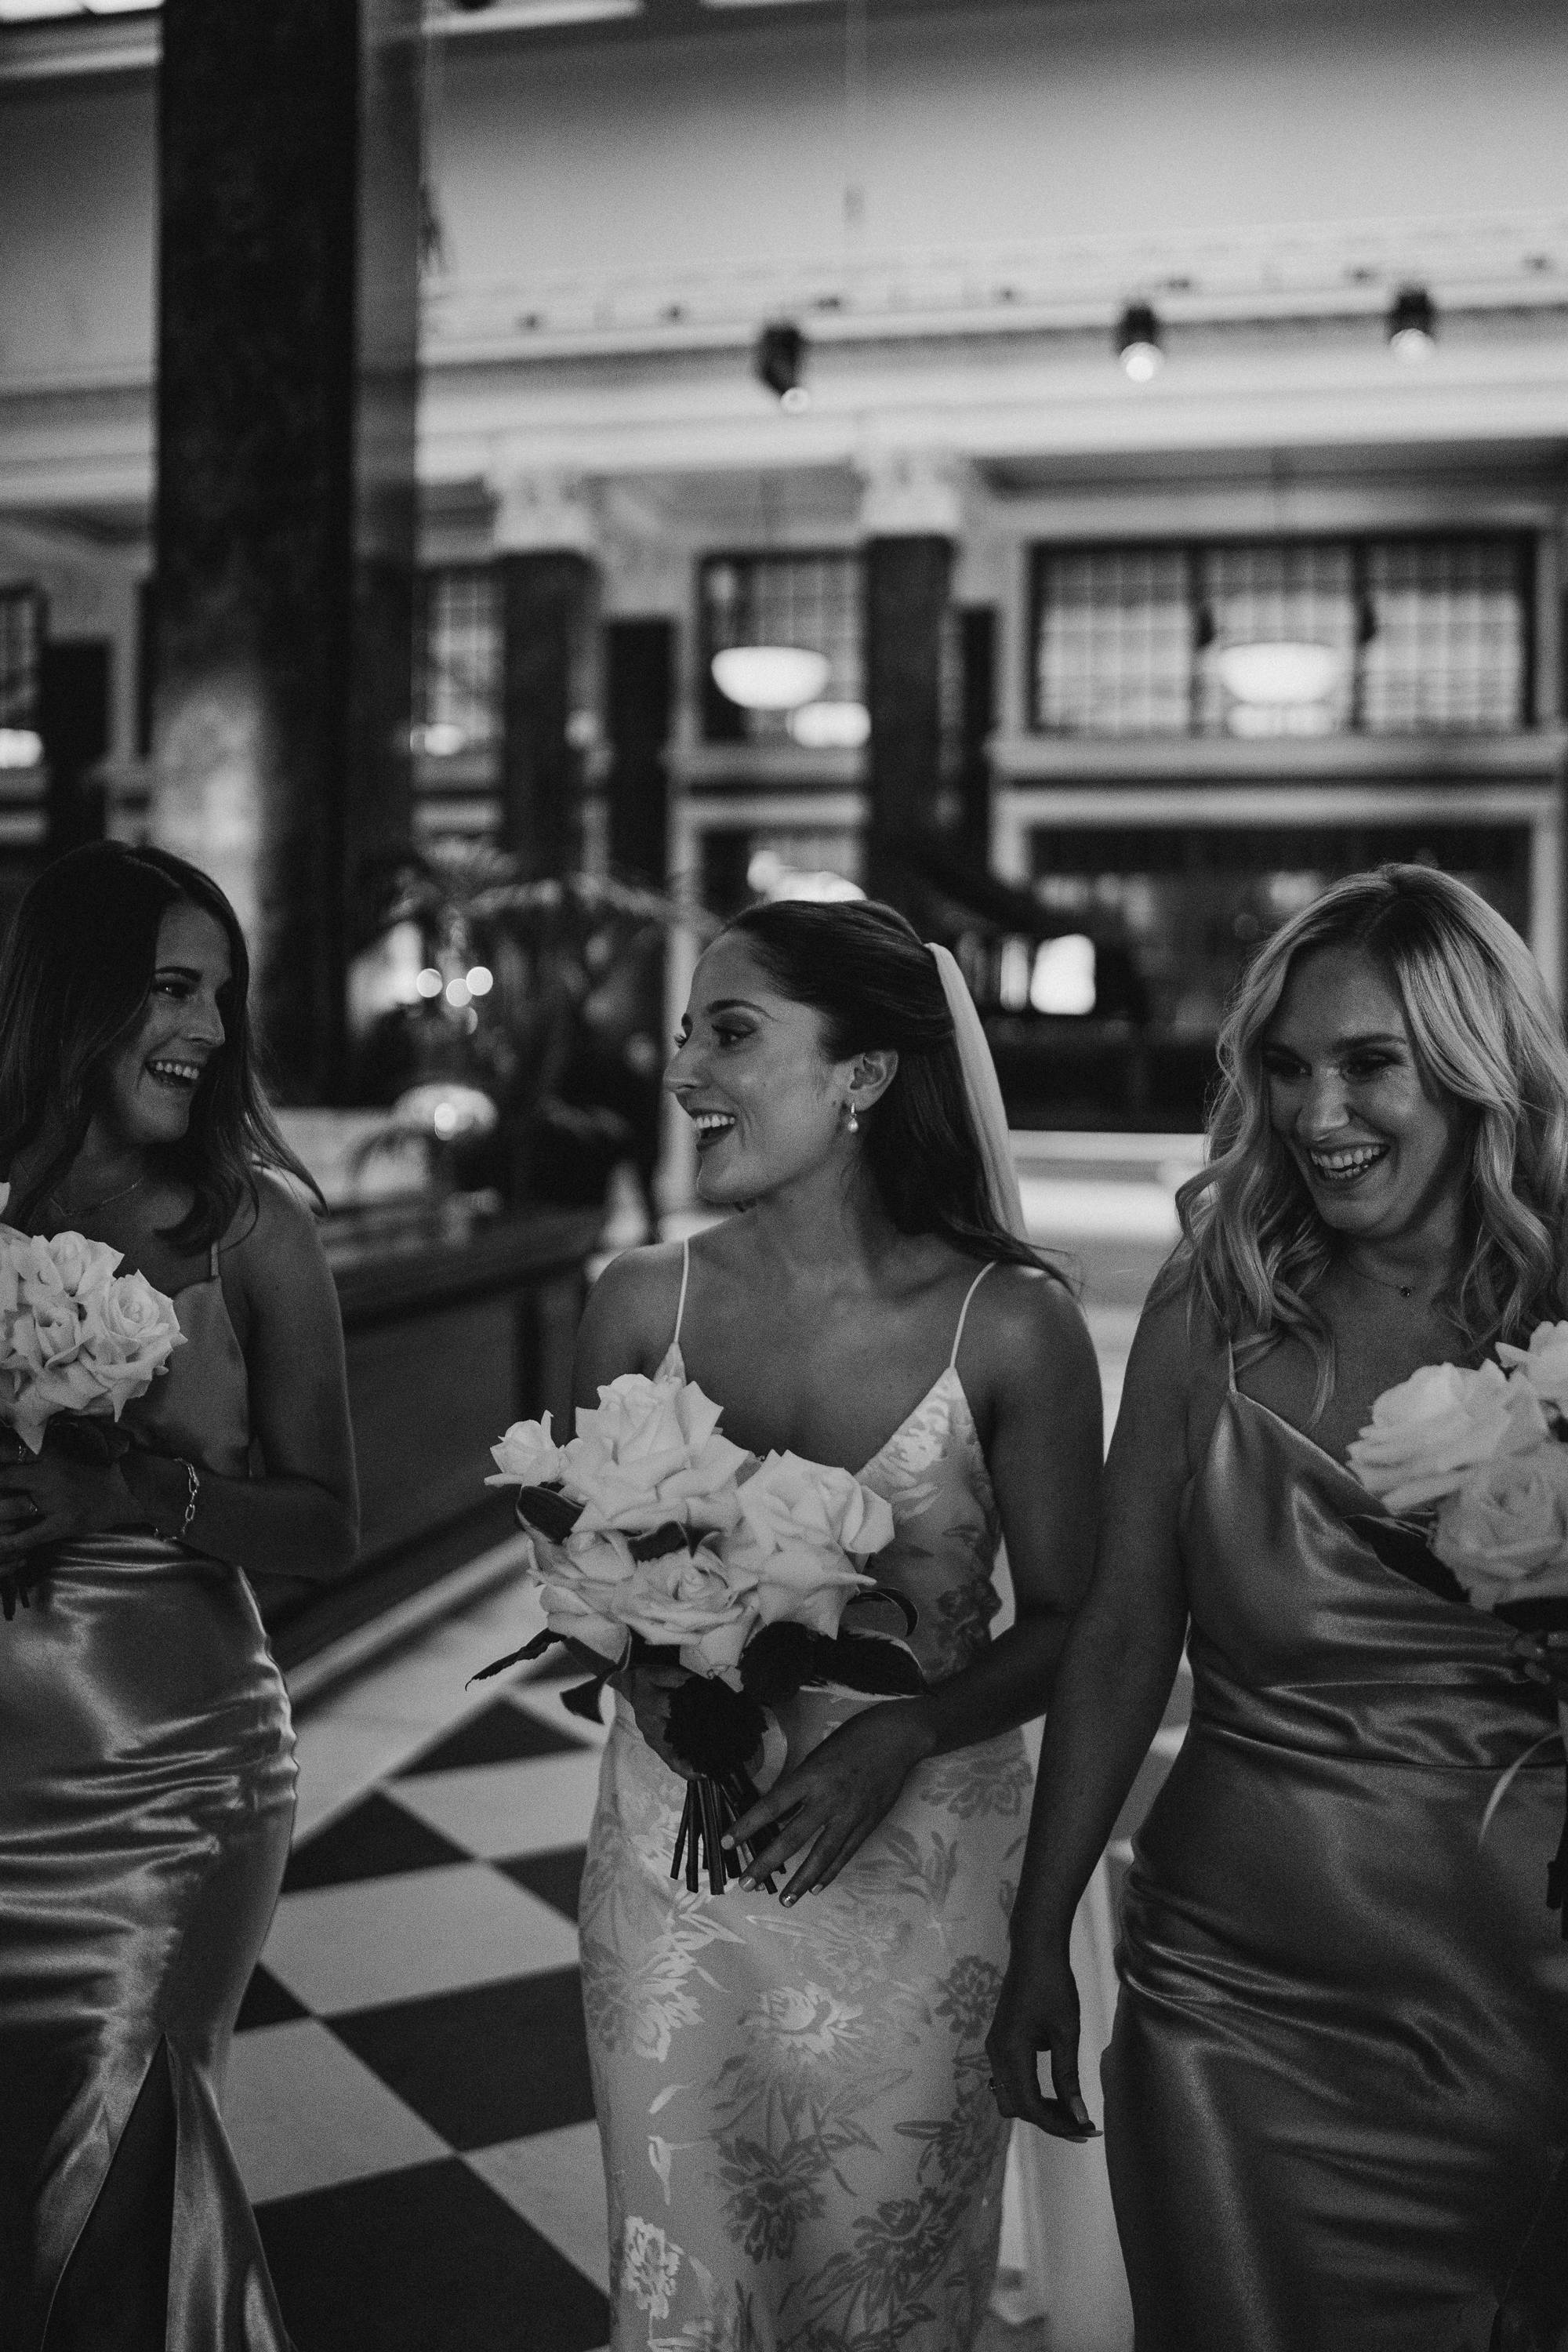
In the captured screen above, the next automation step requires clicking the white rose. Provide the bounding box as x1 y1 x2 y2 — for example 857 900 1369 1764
721 1452 893 1637
613 1543 761 1676
1346 1359 1547 1515
531 1526 640 1663
1496 1321 1568 1413
47 1229 122 1301
1433 1444 1568 1610
562 1373 750 1535
86 1272 185 1406
486 1412 565 1489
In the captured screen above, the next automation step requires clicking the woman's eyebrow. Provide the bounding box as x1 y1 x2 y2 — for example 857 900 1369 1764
704 997 769 1018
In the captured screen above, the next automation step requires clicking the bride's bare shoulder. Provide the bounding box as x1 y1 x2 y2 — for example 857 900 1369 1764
575 1240 688 1382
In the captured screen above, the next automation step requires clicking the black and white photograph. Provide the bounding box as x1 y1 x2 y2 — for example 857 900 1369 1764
1 1 1566 2347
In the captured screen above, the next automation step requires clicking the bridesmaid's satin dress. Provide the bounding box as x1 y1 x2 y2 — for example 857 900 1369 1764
0 1253 296 2352
1103 1366 1568 2352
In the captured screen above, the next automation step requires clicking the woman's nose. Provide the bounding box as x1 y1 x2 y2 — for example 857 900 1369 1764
1299 1069 1350 1136
663 1033 696 1094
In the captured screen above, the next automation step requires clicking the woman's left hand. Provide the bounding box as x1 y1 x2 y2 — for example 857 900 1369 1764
724 1702 935 1903
0 1441 137 1567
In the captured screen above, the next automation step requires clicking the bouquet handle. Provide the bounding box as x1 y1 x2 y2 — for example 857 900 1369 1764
670 1769 776 1898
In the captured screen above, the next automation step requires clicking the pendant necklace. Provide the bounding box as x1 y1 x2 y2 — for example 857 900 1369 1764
47 1173 149 1221
1345 1256 1424 1304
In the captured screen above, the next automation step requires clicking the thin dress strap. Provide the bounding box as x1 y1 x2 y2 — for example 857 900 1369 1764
1226 1338 1238 1394
949 1262 994 1371
672 1236 691 1352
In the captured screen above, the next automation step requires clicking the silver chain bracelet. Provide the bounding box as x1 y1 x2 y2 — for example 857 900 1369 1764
171 1457 199 1544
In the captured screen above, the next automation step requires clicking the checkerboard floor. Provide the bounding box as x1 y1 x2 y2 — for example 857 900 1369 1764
230 1642 615 2352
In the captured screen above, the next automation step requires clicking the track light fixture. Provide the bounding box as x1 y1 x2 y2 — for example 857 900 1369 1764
1387 285 1436 362
1116 303 1163 383
754 321 811 412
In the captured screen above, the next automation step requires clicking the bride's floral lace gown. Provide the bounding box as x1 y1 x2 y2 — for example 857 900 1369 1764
579 1269 1032 2352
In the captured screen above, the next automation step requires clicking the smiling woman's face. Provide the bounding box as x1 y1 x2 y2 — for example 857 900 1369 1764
664 934 854 1205
1261 943 1468 1250
98 900 231 1151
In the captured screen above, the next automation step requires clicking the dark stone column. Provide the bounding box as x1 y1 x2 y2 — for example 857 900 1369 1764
498 550 597 879
606 619 673 884
151 0 419 1102
864 532 953 908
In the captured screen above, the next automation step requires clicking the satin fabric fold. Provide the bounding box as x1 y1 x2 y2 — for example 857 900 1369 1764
1 1537 296 2352
1104 1387 1568 2352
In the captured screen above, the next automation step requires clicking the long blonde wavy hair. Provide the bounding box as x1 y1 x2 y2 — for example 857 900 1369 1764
1177 865 1568 1401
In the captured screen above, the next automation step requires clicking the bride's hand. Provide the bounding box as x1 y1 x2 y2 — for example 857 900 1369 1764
723 1702 934 1904
985 1940 1098 2140
614 1661 699 1778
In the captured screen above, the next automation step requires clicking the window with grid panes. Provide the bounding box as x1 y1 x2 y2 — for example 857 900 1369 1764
1035 548 1191 735
1362 540 1530 732
702 553 862 745
413 567 503 844
0 585 42 744
1029 535 1534 737
1196 543 1358 738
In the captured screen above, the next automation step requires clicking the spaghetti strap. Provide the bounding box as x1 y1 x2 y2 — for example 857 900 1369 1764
1226 1339 1238 1394
949 1262 994 1371
672 1236 691 1352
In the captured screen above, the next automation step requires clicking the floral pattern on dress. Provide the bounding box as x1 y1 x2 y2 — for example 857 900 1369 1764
581 1347 1028 2352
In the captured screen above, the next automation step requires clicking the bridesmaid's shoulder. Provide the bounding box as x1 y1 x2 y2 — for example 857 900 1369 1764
221 1168 334 1298
1122 1250 1229 1428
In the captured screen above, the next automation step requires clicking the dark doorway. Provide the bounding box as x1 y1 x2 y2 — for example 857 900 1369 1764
40 638 112 856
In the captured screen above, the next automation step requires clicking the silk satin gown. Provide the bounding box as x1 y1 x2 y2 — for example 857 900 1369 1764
580 1258 1035 2352
0 1247 296 2352
1103 1353 1568 2352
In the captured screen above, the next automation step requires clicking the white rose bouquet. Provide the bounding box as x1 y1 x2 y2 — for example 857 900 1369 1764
479 1370 905 1893
1348 1334 1568 1936
0 1224 184 1457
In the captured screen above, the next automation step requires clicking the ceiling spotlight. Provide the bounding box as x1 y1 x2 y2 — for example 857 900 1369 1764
1387 285 1436 361
1116 303 1163 383
755 321 811 412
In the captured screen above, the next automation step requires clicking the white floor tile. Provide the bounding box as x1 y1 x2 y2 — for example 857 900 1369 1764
391 1749 604 1860
508 1680 612 1752
467 2122 610 2292
261 1861 581 2013
226 2020 447 2204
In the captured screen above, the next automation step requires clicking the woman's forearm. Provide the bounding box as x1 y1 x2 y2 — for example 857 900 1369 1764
1008 1594 1187 1944
901 1608 1075 1762
120 1447 358 1581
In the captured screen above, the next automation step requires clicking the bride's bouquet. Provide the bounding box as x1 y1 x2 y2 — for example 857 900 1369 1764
479 1370 913 1894
1348 1329 1568 1936
0 1225 184 1457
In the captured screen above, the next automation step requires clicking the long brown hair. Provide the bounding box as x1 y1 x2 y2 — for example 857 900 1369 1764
0 842 321 1250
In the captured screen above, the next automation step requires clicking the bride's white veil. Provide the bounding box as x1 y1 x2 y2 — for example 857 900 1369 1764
925 943 1027 1241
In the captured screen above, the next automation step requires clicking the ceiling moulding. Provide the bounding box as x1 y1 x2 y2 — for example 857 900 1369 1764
419 214 1568 366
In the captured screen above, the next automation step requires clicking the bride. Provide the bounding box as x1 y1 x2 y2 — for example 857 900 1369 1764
572 897 1103 2350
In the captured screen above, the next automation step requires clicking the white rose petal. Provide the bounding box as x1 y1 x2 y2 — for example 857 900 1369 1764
1347 1359 1547 1514
1497 1321 1568 1414
1433 1443 1568 1610
486 1411 565 1489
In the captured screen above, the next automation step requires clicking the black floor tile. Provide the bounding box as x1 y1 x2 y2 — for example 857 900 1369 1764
332 1969 597 2150
400 1698 586 1777
498 1846 586 1922
258 2158 609 2352
281 1791 471 1893
236 1963 310 2032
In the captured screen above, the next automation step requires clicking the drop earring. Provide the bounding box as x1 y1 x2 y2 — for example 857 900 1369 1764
845 1101 860 1134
